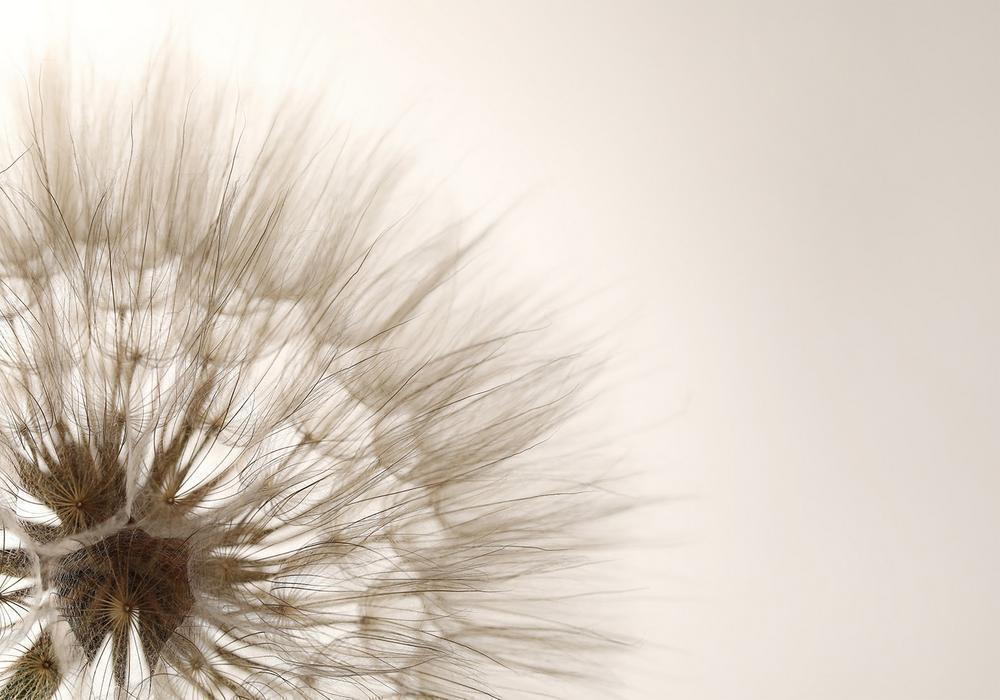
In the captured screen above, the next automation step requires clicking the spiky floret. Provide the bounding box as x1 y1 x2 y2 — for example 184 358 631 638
0 54 619 698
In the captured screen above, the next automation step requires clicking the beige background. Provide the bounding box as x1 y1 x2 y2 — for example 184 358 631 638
3 1 999 698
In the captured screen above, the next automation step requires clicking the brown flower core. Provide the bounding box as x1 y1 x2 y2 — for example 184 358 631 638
54 528 192 683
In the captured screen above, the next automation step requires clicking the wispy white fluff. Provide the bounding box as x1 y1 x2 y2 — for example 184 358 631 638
0 47 625 700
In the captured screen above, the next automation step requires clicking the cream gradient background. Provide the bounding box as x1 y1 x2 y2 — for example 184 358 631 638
2 1 999 698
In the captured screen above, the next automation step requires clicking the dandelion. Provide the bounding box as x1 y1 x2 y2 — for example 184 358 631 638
0 50 622 698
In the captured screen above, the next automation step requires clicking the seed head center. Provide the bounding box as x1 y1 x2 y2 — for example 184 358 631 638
54 528 193 677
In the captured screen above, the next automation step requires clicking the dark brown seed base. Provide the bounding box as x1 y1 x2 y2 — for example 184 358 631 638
54 528 193 684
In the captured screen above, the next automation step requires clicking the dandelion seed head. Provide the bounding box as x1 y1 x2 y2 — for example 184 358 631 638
0 46 623 699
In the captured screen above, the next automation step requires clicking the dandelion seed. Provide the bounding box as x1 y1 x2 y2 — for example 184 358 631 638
0 49 622 699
